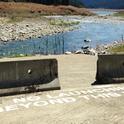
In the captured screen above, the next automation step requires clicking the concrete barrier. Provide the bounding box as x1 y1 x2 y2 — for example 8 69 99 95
95 54 124 84
0 58 60 96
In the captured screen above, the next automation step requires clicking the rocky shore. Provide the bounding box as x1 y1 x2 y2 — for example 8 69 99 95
0 17 77 42
1 14 123 43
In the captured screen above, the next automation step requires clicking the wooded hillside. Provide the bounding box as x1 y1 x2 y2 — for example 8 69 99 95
0 0 84 7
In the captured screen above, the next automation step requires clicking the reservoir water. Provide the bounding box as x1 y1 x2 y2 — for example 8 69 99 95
0 10 124 57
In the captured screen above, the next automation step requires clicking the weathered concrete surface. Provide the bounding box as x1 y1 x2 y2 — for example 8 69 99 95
96 54 124 84
0 55 124 124
0 54 96 89
0 59 60 96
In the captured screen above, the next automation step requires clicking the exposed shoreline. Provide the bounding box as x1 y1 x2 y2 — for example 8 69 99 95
0 17 79 42
0 15 124 43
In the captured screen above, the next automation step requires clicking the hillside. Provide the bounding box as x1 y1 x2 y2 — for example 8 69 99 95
0 0 84 7
0 2 94 42
82 0 124 9
0 2 93 16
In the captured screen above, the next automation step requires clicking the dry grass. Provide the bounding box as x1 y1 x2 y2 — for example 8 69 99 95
114 11 124 18
0 2 93 16
108 44 124 53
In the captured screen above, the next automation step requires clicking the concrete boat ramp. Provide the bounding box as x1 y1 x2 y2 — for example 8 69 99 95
0 55 124 124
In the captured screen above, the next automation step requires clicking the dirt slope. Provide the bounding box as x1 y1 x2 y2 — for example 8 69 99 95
0 2 93 16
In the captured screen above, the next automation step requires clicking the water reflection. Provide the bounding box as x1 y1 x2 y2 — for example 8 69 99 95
0 33 65 57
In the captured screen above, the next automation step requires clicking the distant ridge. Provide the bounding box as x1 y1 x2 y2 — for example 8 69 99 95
81 0 124 9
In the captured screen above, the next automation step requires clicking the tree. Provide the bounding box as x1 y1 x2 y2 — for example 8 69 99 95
62 0 69 5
